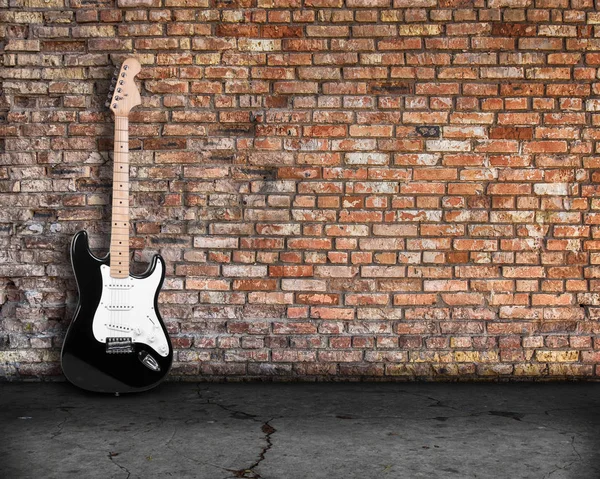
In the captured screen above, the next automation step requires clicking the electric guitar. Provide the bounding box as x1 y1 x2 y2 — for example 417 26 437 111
61 58 173 394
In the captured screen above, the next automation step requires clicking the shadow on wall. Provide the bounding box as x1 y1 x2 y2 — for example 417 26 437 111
0 280 19 377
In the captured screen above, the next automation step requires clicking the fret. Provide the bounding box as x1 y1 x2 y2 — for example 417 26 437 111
110 115 130 278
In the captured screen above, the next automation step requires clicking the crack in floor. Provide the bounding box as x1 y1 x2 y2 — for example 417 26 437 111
570 435 582 462
541 434 586 479
50 406 72 439
231 420 276 479
396 389 460 412
108 451 132 479
164 441 237 477
164 429 177 449
196 386 277 479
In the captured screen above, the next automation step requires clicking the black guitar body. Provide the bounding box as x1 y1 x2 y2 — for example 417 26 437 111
61 231 173 394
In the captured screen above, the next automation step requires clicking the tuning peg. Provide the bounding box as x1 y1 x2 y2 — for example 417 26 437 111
105 100 111 108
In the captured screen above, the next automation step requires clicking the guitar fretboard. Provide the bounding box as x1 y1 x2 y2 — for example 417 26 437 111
109 115 130 278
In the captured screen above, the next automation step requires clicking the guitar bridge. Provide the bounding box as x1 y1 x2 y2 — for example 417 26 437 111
106 337 134 354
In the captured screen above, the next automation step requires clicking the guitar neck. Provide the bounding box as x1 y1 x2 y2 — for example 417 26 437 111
109 115 130 278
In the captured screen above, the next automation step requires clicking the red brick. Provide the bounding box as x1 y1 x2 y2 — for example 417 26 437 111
492 23 536 37
233 280 278 291
489 127 533 140
261 26 303 38
297 293 340 305
269 265 314 277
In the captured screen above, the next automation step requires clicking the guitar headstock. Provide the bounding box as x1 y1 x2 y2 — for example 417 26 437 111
106 58 142 117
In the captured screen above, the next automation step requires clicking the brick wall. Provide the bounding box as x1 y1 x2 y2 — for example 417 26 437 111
2 0 600 381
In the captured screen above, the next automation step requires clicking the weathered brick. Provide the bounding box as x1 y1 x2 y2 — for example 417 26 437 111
5 40 41 52
118 0 161 6
398 25 442 36
492 23 536 37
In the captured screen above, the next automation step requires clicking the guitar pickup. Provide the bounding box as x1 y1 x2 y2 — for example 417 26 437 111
106 337 134 354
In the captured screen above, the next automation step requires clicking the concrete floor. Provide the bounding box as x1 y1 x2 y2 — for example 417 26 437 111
1 382 599 479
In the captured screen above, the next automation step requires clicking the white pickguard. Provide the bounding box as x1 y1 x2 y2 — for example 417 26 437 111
93 262 169 357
